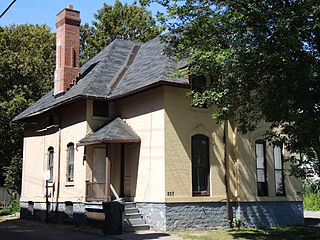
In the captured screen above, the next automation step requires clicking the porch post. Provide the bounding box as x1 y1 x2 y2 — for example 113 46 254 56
105 144 111 201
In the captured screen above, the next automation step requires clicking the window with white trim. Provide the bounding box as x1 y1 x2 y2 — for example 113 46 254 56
274 145 285 196
48 147 54 182
67 143 74 182
256 140 268 196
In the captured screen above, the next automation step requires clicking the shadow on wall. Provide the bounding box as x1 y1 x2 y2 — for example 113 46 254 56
231 201 304 227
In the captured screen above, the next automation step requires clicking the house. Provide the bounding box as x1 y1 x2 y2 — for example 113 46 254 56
13 5 304 231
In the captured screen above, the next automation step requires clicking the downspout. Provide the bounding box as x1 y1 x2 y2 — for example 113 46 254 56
55 115 61 212
223 120 231 222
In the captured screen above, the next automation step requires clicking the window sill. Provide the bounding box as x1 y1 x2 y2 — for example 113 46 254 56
193 192 210 197
65 183 74 187
190 106 211 112
91 116 110 121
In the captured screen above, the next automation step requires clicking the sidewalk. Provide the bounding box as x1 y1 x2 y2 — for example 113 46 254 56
304 211 320 227
0 215 184 240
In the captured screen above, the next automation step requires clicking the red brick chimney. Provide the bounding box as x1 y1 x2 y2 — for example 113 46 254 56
54 5 81 96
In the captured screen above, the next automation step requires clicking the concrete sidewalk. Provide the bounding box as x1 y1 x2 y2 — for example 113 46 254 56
0 216 184 240
304 211 320 227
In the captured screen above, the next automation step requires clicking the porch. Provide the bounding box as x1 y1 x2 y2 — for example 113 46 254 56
77 118 141 202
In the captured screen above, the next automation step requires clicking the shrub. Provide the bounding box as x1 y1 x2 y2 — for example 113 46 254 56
0 200 20 216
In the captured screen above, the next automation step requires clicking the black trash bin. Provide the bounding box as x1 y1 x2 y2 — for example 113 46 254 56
102 201 124 235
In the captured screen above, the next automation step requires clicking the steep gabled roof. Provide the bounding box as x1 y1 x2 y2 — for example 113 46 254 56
77 118 140 146
13 37 189 122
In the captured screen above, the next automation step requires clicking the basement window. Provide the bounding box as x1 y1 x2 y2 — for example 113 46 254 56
28 201 34 216
256 140 268 196
65 201 73 219
93 100 108 117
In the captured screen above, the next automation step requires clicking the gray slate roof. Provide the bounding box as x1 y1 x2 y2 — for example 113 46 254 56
78 118 140 145
13 37 188 122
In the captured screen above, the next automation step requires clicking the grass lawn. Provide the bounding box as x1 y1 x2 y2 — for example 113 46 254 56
176 226 320 240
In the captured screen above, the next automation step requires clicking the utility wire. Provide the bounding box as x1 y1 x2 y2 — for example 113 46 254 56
0 0 16 19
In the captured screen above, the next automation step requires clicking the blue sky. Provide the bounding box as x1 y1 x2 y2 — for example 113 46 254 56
0 0 163 31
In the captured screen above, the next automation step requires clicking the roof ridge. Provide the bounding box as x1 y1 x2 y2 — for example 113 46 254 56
83 40 122 96
107 44 141 92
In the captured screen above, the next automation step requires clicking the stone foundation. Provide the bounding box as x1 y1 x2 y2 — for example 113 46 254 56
137 201 304 231
137 202 229 231
231 201 304 227
20 201 87 225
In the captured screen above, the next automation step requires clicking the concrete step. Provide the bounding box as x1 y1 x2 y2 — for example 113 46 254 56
123 218 146 226
123 224 150 232
124 212 142 220
124 207 139 214
124 202 136 209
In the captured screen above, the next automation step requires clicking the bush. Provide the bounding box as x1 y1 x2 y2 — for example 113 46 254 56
303 178 320 211
0 200 20 216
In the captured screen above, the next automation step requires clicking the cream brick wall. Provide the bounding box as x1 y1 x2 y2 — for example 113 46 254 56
164 86 226 202
21 101 87 203
116 88 166 202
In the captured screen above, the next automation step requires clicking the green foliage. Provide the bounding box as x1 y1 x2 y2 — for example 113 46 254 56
0 24 55 189
80 0 163 64
0 200 20 216
142 0 320 177
3 156 22 192
304 192 320 211
302 178 320 210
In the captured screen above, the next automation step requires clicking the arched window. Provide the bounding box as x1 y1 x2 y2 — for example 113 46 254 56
48 147 54 182
67 143 74 182
192 135 210 196
255 140 268 196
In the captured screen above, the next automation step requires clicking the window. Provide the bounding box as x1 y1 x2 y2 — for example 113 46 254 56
48 147 54 182
192 135 210 196
274 146 285 196
190 75 207 92
67 143 75 182
255 140 268 196
93 100 108 117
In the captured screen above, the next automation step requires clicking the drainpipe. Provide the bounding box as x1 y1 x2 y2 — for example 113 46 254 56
223 120 231 221
55 115 61 212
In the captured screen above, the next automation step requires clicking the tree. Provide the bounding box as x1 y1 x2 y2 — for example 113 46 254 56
141 0 320 177
80 0 163 64
0 24 55 191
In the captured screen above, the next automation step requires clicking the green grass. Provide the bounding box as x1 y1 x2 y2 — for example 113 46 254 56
304 192 320 211
176 227 320 240
0 200 20 216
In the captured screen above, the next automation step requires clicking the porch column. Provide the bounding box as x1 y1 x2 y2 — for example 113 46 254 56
105 144 111 201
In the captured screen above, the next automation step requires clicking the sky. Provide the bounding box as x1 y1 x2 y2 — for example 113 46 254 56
0 0 164 31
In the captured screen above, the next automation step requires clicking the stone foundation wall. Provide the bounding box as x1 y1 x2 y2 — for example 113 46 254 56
137 201 304 231
137 202 229 231
231 201 304 227
20 201 87 225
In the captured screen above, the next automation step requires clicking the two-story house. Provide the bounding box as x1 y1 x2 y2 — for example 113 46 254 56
13 5 303 231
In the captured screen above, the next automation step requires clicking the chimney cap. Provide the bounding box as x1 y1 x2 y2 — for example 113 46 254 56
67 4 73 9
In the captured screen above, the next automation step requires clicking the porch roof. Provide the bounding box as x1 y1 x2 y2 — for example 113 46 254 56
77 117 140 146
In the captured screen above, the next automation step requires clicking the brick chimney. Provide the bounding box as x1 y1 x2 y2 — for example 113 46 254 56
54 5 81 97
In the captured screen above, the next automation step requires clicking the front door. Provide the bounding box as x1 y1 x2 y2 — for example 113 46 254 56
92 147 106 182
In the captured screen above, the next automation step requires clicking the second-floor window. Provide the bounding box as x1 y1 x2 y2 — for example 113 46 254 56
48 147 54 182
190 75 207 93
67 143 75 182
256 140 268 196
93 100 108 117
274 146 285 196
